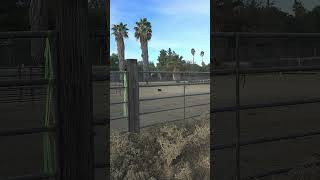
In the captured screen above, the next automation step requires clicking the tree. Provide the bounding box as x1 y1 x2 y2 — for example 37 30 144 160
29 0 48 65
138 61 156 71
191 48 196 64
293 0 306 18
200 51 204 64
156 48 183 72
110 53 119 71
134 18 152 82
88 0 105 8
111 22 128 80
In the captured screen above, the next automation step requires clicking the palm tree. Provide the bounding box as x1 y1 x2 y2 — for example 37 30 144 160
200 51 204 64
134 18 152 82
191 48 196 64
111 22 129 81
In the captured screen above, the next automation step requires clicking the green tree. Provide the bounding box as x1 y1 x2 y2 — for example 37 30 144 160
293 0 306 18
138 61 156 71
156 48 183 72
110 53 119 71
182 61 202 72
134 18 152 81
111 22 129 78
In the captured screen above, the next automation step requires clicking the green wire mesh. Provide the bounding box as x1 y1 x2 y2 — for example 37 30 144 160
43 36 56 174
123 72 128 118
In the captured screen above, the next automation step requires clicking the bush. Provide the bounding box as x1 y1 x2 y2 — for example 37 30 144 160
110 113 210 180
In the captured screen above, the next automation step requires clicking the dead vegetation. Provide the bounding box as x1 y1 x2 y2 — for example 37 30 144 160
110 112 210 180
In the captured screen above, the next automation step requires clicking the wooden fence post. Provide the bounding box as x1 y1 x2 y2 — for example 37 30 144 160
56 0 94 179
126 59 140 133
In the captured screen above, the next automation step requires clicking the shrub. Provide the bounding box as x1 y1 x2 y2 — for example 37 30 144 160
110 113 210 180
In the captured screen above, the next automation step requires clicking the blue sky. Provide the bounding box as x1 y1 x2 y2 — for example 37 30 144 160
110 0 210 66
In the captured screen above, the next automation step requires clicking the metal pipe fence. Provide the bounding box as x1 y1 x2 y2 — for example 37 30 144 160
212 32 320 180
0 30 107 180
110 67 210 132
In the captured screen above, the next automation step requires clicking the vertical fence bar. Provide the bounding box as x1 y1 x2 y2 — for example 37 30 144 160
30 67 34 103
235 33 241 180
18 64 22 99
123 71 128 118
127 59 140 133
183 72 186 121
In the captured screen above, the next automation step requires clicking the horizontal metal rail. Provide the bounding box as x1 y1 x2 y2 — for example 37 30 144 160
242 160 320 180
0 98 44 104
0 66 44 69
4 173 56 180
93 117 109 126
109 81 210 89
110 70 209 74
110 116 128 121
0 31 106 39
242 168 291 180
110 86 125 89
0 31 56 39
211 65 320 75
212 97 320 113
110 101 127 105
0 79 50 87
0 127 56 137
212 32 320 38
140 103 209 115
94 162 109 169
139 92 210 102
211 129 320 151
140 113 209 129
139 81 210 88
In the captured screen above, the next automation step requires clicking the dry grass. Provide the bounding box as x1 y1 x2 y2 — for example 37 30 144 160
110 113 210 180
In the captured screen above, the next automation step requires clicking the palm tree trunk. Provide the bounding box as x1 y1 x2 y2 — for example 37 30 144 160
29 0 48 65
141 40 149 83
117 39 125 82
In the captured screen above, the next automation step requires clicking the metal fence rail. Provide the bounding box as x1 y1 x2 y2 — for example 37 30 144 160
212 32 320 180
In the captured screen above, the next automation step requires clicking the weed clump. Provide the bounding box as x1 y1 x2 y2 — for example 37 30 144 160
110 113 210 180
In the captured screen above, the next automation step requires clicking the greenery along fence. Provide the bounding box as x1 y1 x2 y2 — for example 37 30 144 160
0 31 107 180
211 32 320 180
110 60 210 133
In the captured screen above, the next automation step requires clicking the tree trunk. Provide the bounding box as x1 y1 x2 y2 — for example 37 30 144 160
117 38 125 81
141 40 149 82
56 0 94 179
29 0 48 65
